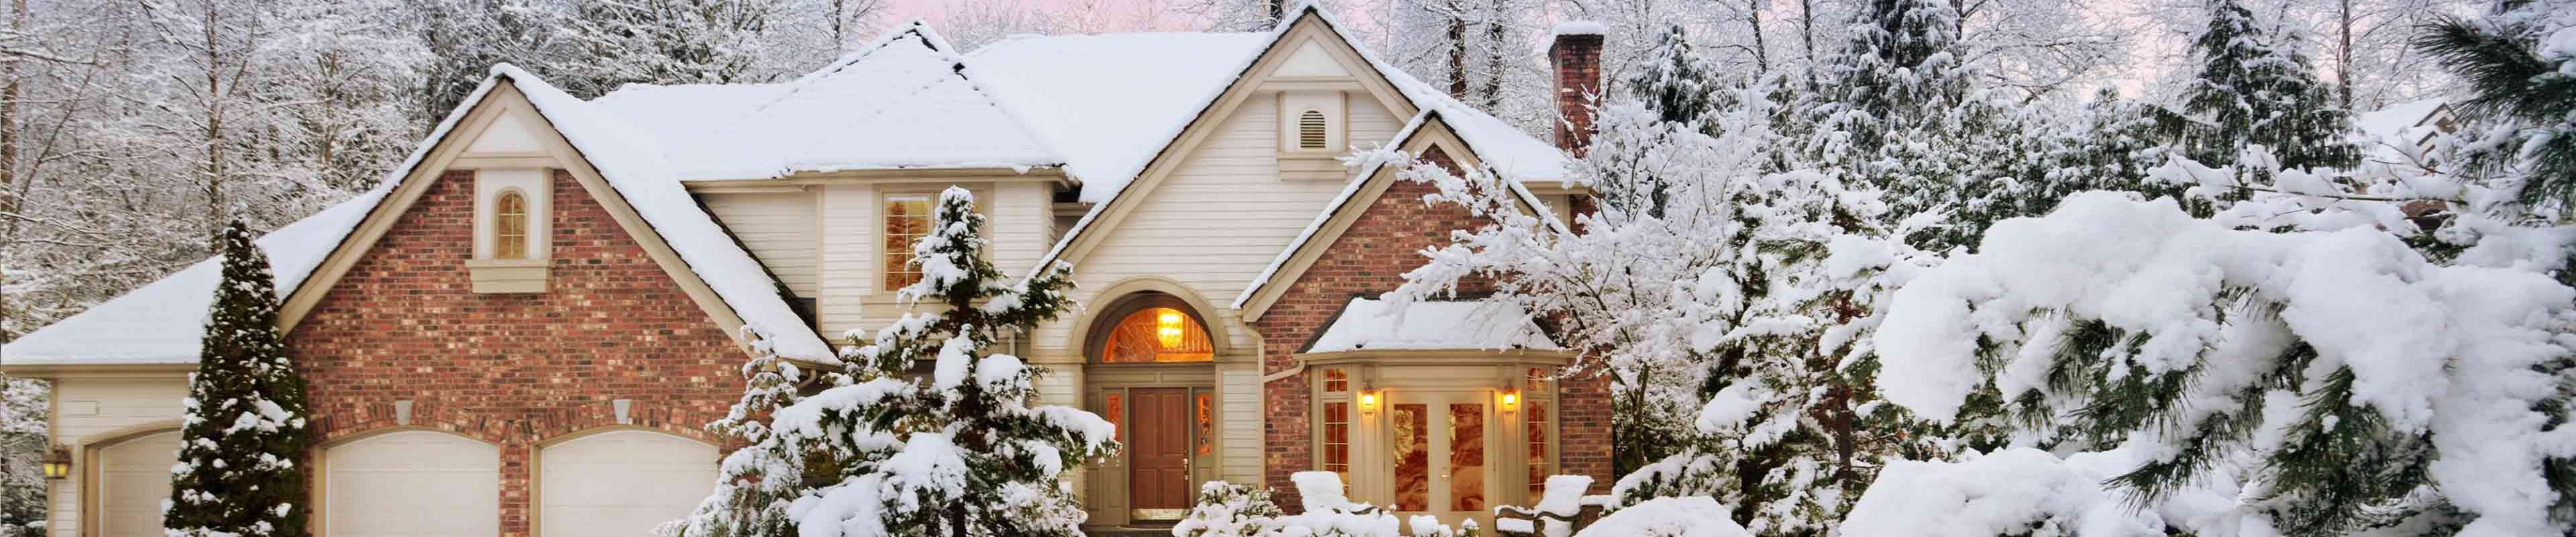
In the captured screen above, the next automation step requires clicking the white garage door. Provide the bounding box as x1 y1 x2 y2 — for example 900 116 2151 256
96 431 179 537
539 430 718 536
326 430 500 536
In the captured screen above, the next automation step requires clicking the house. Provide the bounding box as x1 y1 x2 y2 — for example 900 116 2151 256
0 6 1613 536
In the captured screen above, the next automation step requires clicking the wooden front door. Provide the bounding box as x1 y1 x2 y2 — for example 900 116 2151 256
1129 387 1192 518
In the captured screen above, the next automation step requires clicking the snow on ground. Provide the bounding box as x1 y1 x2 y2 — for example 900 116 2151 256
1306 297 1561 352
1576 497 1750 537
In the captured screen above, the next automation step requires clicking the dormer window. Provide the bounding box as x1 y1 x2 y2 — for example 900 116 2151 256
1299 109 1329 150
494 190 529 259
466 168 551 293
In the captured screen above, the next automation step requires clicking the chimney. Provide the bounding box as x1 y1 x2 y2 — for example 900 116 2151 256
1549 21 1606 156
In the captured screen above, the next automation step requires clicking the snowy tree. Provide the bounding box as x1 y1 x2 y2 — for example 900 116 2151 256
0 374 44 532
2021 88 2191 218
667 328 836 536
674 187 1112 537
163 220 312 537
559 0 790 97
1358 0 1551 130
411 0 572 128
2417 0 2576 215
1380 83 1945 533
2170 0 2361 171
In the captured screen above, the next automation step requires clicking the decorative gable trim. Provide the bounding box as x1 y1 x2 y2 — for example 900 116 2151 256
1025 7 1426 282
275 79 778 360
1232 111 1560 324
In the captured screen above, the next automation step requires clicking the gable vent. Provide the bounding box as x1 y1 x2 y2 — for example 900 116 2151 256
1298 109 1328 149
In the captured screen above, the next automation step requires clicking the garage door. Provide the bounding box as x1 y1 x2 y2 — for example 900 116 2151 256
95 430 178 537
326 430 500 536
540 430 718 536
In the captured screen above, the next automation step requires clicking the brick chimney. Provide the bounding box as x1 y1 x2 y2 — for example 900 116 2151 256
1549 22 1605 156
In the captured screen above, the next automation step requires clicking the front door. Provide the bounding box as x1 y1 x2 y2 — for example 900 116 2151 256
1386 390 1495 532
1130 387 1192 520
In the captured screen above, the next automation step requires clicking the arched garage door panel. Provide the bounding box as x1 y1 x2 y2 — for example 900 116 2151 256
97 431 179 537
541 430 718 537
326 430 500 536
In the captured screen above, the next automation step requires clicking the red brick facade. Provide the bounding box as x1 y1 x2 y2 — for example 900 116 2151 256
1550 32 1606 158
286 169 742 536
1253 148 1615 509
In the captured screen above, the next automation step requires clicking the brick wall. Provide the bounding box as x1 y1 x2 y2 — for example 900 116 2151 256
1550 32 1605 157
1253 148 1613 509
286 169 742 536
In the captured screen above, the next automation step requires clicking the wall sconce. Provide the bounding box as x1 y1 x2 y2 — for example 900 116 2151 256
1499 388 1521 411
42 446 71 480
1359 389 1380 414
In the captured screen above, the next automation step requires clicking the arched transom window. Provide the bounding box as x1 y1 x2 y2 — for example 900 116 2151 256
1100 306 1214 363
494 190 529 259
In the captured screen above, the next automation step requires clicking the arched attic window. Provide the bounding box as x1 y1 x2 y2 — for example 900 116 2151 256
1093 295 1215 363
494 190 529 259
1298 109 1329 150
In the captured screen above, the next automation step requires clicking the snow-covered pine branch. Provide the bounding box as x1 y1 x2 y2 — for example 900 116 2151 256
164 221 313 537
673 187 1112 537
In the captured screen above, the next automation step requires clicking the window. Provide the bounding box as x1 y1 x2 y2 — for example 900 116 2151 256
1100 307 1215 362
1525 368 1553 499
1195 392 1216 456
1105 393 1124 443
883 193 934 291
1450 403 1487 511
1391 403 1428 511
1323 401 1350 483
1323 368 1348 393
494 191 529 259
1298 109 1328 149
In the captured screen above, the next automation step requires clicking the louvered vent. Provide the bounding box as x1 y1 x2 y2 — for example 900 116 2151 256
1299 110 1328 149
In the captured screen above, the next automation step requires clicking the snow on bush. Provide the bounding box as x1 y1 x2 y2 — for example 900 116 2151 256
1841 448 2167 537
1575 497 1749 537
1874 191 2576 535
1169 473 1494 536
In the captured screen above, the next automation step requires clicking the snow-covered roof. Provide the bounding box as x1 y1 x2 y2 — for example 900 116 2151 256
1305 297 1559 352
592 23 1063 180
495 65 834 360
5 66 837 367
969 32 1271 201
2 190 388 364
2355 99 2446 140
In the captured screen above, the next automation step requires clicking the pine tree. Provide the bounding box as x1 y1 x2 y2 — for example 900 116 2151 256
559 0 786 97
2416 1 2576 214
1805 0 2033 251
669 328 841 536
676 187 1112 537
1598 23 1719 220
2173 0 2359 172
164 220 312 537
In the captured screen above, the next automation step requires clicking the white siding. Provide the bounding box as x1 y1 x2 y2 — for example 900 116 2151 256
814 179 1058 338
701 191 821 297
46 376 189 537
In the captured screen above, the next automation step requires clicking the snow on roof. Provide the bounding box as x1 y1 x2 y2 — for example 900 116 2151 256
970 32 1271 201
494 64 833 361
591 23 1063 181
2355 99 2446 141
1550 21 1609 38
1306 297 1560 352
2 189 389 364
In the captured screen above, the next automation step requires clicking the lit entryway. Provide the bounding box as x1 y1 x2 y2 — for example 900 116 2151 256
539 430 718 536
1387 390 1495 532
95 430 179 537
325 430 500 536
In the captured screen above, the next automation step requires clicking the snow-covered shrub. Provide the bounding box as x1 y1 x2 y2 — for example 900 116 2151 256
1173 481 1286 537
1574 497 1749 537
1875 191 2576 535
164 221 314 537
1841 448 2165 537
672 187 1114 536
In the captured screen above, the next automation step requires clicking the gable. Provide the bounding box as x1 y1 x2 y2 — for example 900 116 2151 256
1273 40 1353 79
1028 9 1430 280
276 73 832 362
465 111 546 154
1233 113 1558 323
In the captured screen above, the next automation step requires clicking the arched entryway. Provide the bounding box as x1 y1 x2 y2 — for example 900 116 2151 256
1083 291 1220 524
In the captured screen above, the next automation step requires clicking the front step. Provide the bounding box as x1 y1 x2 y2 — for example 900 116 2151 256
1084 525 1176 536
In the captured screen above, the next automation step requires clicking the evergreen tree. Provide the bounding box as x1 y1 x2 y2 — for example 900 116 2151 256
164 221 312 537
675 187 1112 537
2417 1 2576 214
1599 23 1720 221
559 0 786 97
2025 88 2190 217
2173 0 2360 172
669 328 838 536
1805 0 2032 251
